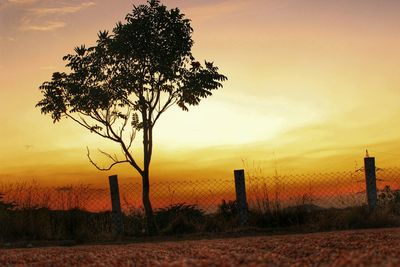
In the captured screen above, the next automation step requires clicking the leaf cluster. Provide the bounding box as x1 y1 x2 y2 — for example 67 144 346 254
36 0 227 174
37 0 227 123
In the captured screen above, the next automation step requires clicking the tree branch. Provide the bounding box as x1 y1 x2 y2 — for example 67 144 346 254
66 113 119 142
98 148 118 162
104 119 143 174
152 94 177 125
67 112 142 174
126 128 136 150
86 147 129 171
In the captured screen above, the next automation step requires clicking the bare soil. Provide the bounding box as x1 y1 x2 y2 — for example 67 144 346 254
1 228 400 266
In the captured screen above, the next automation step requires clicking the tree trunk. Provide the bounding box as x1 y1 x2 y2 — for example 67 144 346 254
141 169 158 235
140 99 157 235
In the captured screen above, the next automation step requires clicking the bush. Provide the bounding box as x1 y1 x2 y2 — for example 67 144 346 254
217 200 238 220
378 186 400 207
155 203 205 235
200 215 224 233
0 206 116 242
123 209 147 236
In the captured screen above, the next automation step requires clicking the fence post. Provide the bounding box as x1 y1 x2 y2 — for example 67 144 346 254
234 169 248 226
108 175 124 236
364 154 377 210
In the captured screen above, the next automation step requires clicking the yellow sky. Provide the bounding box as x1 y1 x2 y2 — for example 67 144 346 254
1 0 400 186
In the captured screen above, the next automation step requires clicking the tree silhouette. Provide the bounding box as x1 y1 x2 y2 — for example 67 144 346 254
36 0 226 234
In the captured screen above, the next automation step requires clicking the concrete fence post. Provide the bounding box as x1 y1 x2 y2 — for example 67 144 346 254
364 154 377 210
234 169 248 226
108 175 124 236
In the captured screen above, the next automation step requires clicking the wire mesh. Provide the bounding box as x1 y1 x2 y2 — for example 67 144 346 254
1 167 400 214
119 179 235 213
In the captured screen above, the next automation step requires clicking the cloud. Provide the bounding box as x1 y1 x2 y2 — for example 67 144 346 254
19 17 66 31
186 0 248 20
184 0 289 21
29 2 95 16
11 1 96 31
7 0 38 4
0 36 16 42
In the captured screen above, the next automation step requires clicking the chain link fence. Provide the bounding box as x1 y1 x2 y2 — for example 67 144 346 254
246 167 399 211
2 167 400 213
2 164 400 240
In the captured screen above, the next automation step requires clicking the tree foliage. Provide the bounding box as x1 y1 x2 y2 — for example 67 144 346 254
37 0 226 171
36 0 226 234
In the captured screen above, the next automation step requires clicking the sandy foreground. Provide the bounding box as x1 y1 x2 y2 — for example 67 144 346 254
1 228 400 266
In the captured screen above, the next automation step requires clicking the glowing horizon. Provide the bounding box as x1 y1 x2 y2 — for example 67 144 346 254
1 0 400 186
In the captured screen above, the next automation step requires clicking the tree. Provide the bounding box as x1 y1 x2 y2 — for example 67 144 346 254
36 0 227 234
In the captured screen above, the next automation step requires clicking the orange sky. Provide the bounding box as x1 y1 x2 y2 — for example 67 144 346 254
1 0 400 186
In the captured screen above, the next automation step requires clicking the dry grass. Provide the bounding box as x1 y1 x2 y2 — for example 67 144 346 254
2 177 400 242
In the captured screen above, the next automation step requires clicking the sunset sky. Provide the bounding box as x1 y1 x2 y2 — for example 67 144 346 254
1 0 400 186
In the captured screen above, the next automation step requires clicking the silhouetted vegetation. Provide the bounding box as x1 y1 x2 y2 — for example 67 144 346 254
154 204 205 235
36 0 226 235
3 176 400 244
3 194 400 244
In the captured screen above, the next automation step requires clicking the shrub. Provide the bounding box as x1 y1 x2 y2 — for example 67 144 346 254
217 200 238 220
123 209 147 236
155 203 205 234
378 185 400 207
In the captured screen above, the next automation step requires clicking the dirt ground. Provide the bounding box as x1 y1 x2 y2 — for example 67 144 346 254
1 228 400 266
